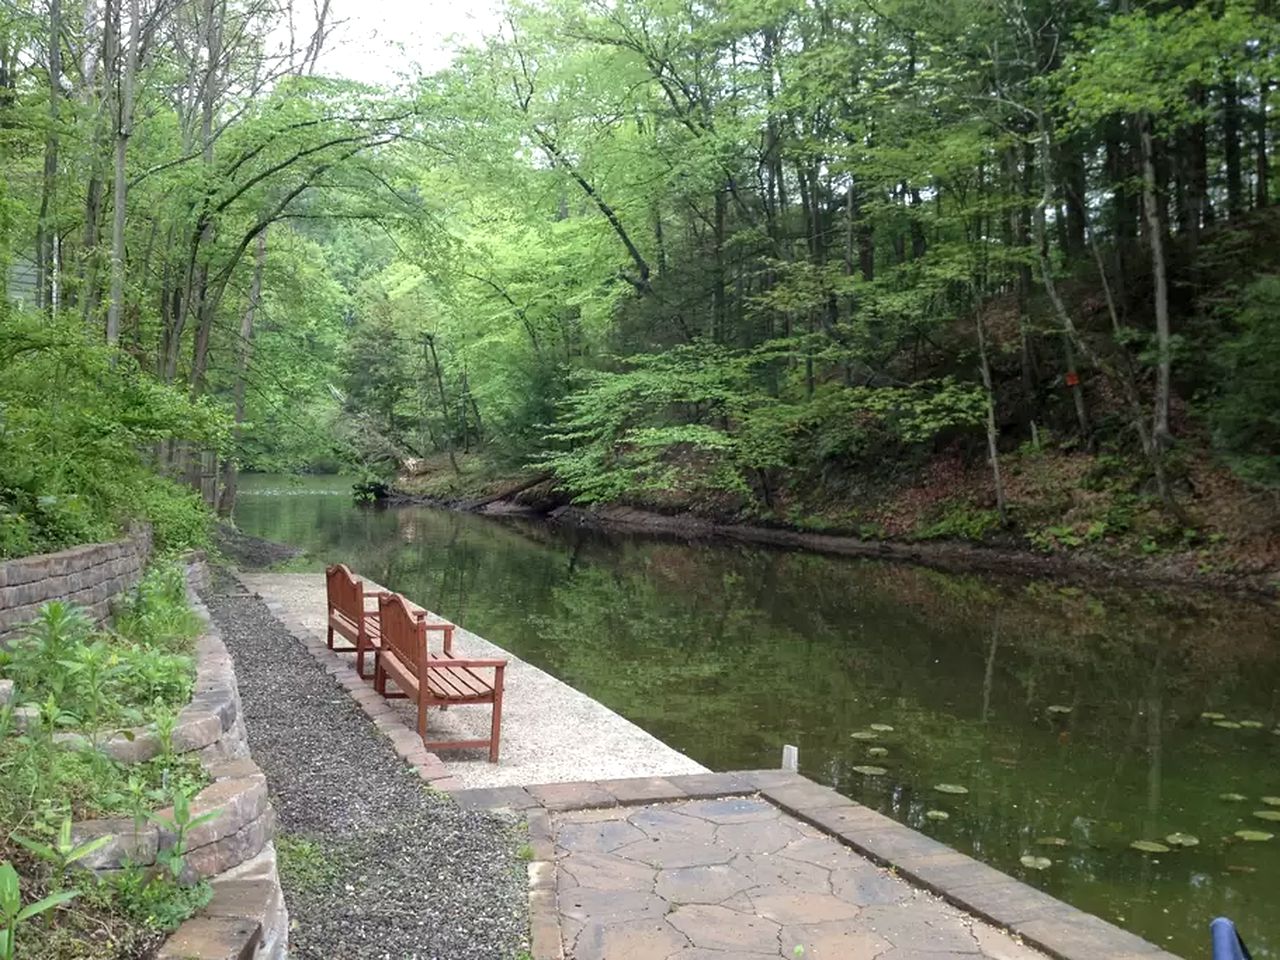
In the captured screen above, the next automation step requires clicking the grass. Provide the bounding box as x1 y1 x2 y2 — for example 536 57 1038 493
276 834 341 895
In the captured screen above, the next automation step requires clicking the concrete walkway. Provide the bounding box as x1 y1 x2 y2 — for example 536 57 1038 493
238 573 706 789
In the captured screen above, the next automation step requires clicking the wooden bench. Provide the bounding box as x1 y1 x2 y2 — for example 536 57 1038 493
325 564 456 681
376 591 506 762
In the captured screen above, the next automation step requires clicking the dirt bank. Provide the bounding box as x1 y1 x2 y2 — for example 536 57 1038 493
387 481 1278 599
215 523 304 571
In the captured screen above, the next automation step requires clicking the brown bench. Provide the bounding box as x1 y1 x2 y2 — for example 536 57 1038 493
325 564 455 680
376 591 506 762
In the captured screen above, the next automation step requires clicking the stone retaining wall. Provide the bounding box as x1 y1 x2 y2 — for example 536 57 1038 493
0 526 152 644
57 560 287 960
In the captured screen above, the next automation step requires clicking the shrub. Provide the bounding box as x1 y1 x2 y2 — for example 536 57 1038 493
0 310 227 559
1207 275 1280 488
1 562 199 733
537 343 986 506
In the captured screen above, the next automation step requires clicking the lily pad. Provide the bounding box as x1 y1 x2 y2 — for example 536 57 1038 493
1201 712 1227 721
1220 792 1248 802
1019 855 1052 870
934 784 969 795
1253 810 1280 822
1238 720 1265 729
925 810 950 821
850 731 879 741
1214 720 1244 730
1035 837 1069 847
1235 830 1274 842
851 765 888 777
867 747 889 758
1260 797 1280 807
869 723 895 732
1130 840 1170 853
1046 705 1072 715
1165 833 1200 847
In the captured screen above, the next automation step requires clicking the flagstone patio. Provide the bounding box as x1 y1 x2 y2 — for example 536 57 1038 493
453 772 1184 960
549 795 1044 960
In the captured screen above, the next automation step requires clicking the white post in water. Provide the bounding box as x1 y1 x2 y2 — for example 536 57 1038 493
781 744 799 772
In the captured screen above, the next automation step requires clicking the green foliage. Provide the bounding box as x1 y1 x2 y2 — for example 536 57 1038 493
148 788 219 879
1206 276 1280 489
0 563 205 834
539 342 986 505
12 818 112 898
90 870 211 934
0 312 224 558
0 860 78 960
914 504 1003 542
1063 0 1261 133
3 563 198 731
112 561 202 654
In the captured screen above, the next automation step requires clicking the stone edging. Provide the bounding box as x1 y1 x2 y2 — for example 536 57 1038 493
449 771 1183 960
248 579 462 791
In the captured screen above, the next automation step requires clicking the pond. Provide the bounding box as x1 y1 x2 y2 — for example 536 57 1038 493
234 474 1280 959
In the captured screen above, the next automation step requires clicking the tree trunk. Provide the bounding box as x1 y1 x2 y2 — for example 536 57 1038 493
78 0 113 324
107 0 139 347
1082 215 1182 517
425 335 460 476
216 230 266 517
185 0 224 401
36 0 62 314
909 186 926 260
1033 118 1090 447
712 187 726 342
1258 79 1271 208
1060 141 1087 258
1062 333 1091 445
1006 145 1037 423
1139 116 1174 449
975 310 1007 525
1223 77 1244 219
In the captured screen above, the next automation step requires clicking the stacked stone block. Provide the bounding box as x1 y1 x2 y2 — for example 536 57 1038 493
0 527 152 644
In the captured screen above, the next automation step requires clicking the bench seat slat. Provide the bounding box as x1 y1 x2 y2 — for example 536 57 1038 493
425 652 491 696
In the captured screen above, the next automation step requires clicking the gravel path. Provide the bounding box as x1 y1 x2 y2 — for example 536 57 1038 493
202 570 528 960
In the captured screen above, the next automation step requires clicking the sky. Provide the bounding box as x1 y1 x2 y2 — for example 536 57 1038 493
310 0 506 85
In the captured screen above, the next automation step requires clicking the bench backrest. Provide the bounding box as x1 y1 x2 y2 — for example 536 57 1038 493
325 563 364 623
379 592 422 680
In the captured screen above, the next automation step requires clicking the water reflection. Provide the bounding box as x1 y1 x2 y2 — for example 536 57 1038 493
235 475 1280 958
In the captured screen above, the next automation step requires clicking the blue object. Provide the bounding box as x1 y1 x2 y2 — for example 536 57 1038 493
1211 917 1252 960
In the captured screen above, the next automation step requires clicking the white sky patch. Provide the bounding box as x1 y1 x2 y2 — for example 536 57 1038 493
310 0 506 85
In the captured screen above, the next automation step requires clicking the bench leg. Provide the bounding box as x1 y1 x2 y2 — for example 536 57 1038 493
326 624 334 650
417 688 430 744
489 666 505 763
